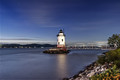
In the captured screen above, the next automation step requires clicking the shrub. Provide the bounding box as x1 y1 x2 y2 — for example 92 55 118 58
97 48 120 68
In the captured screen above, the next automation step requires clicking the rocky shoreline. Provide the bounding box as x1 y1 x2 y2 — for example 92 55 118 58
63 61 110 80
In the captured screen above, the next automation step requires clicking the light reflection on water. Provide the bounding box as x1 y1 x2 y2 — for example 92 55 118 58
57 54 67 78
0 48 107 80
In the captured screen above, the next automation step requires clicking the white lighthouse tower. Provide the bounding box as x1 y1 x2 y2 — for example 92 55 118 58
57 29 65 48
43 29 69 54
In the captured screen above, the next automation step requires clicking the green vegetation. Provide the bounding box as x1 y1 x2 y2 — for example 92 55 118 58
91 49 120 80
108 34 120 48
97 48 120 68
91 65 120 80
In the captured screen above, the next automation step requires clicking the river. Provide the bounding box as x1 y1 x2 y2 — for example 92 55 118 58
0 48 107 80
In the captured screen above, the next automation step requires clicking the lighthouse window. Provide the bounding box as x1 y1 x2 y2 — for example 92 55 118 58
62 39 63 41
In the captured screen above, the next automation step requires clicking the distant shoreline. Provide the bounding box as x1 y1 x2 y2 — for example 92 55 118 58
0 44 115 50
0 44 56 48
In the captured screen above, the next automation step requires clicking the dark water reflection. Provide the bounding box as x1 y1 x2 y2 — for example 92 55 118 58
0 48 107 80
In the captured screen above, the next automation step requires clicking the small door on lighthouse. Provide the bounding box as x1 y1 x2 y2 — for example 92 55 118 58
57 29 65 48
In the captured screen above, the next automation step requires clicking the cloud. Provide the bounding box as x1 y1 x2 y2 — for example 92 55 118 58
0 39 56 44
0 38 34 40
12 0 62 28
95 41 108 47
67 41 108 47
1 0 62 28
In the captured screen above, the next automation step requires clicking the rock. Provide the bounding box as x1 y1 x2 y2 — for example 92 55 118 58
67 62 108 80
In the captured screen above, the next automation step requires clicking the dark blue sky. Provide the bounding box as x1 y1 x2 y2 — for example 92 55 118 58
0 0 120 44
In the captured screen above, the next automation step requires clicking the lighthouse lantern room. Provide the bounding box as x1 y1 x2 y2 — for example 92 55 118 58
57 29 66 48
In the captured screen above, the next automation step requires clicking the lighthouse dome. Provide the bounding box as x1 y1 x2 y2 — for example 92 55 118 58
57 29 65 36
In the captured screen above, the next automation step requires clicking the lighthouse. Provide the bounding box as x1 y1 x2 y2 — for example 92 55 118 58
57 29 65 48
43 29 70 54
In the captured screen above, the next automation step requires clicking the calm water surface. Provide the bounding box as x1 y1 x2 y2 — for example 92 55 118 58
0 48 107 80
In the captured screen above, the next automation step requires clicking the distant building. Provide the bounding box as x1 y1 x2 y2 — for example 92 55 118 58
57 29 65 48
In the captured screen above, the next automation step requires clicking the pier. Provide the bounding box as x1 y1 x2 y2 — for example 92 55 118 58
66 46 116 50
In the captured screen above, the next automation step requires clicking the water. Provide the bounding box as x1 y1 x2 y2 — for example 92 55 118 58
0 48 107 80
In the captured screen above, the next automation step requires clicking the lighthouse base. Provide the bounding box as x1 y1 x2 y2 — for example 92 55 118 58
57 45 65 48
43 47 70 54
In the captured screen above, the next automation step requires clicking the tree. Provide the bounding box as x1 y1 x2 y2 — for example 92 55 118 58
108 34 120 48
